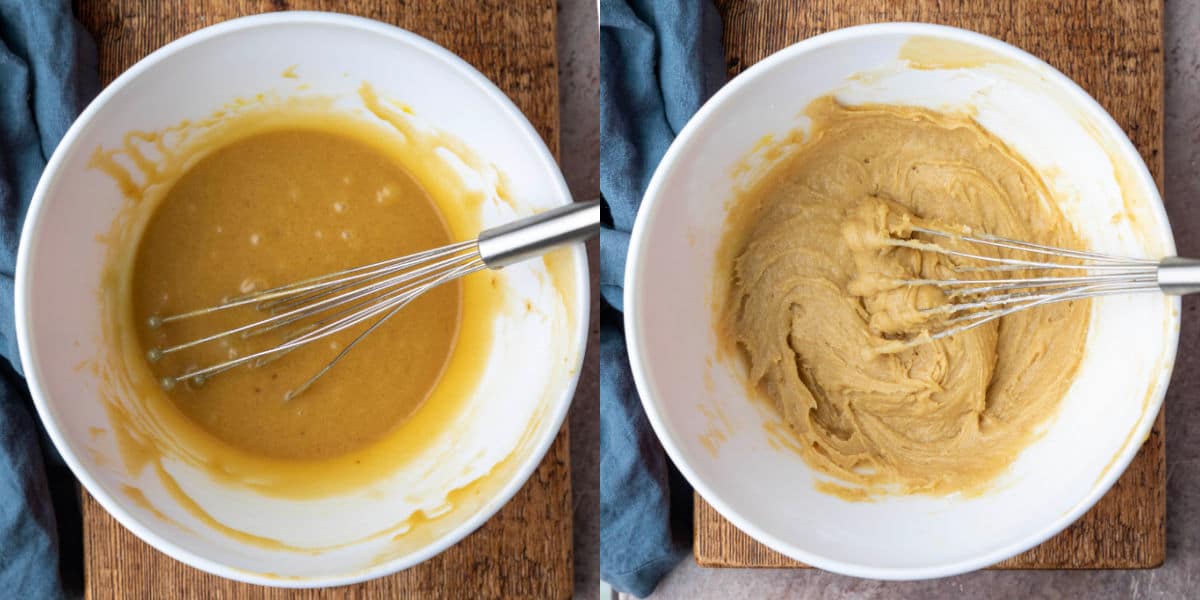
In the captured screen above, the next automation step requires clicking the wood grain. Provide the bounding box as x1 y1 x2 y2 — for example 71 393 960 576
73 1 572 598
696 0 1165 570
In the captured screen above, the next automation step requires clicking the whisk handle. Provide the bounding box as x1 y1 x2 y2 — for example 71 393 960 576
477 200 600 268
1157 257 1200 295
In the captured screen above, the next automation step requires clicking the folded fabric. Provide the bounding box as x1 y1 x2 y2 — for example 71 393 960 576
0 0 98 597
599 0 725 596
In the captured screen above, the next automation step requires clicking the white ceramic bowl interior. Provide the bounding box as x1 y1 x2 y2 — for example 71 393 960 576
16 13 588 587
626 23 1177 579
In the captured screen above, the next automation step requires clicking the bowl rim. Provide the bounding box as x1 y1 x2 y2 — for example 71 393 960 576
623 21 1178 580
14 10 589 589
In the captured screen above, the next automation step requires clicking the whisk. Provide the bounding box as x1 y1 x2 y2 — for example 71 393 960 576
146 200 599 399
881 223 1200 346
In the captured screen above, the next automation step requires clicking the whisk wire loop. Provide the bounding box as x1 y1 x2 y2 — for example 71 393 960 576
144 200 600 398
880 223 1177 350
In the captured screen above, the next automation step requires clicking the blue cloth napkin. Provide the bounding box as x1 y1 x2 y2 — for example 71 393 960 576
1 0 98 597
599 0 725 596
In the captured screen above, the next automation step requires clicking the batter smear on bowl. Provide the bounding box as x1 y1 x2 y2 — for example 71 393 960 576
716 97 1091 497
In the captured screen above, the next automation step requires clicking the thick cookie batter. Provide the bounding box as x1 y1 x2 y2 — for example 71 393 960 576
717 98 1090 496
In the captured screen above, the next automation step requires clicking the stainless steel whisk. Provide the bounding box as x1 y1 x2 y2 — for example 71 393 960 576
146 200 599 398
884 224 1200 346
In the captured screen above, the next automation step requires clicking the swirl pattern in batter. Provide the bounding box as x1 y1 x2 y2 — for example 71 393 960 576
716 97 1090 497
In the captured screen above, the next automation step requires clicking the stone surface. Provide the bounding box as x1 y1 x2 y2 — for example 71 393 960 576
557 0 600 598
631 0 1200 597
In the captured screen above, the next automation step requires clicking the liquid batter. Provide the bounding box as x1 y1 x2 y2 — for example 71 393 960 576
717 98 1090 496
132 128 459 460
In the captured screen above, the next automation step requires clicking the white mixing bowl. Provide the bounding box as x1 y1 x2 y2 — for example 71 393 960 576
15 12 588 587
625 23 1177 579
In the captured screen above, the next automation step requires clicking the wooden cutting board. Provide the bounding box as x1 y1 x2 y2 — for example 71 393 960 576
696 0 1165 570
73 1 573 597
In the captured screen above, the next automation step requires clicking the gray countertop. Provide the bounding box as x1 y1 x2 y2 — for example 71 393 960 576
557 1 600 598
606 0 1200 597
